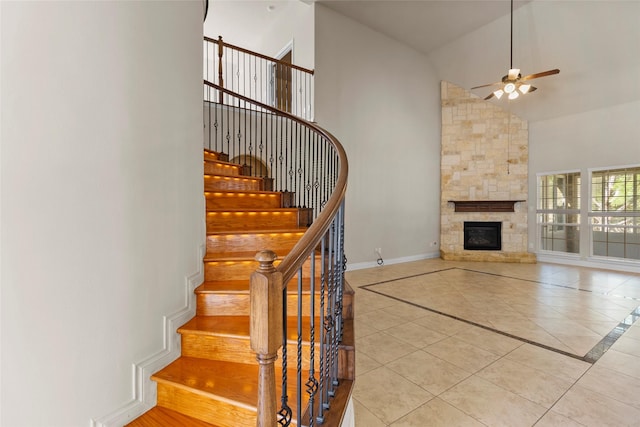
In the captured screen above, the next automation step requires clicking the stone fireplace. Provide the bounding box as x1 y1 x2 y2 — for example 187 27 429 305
439 81 535 263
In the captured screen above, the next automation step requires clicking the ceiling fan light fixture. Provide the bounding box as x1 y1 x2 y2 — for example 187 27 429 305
519 84 531 94
470 0 559 101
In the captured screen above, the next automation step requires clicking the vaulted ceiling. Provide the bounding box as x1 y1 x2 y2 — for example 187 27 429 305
317 0 531 55
210 0 640 123
318 0 640 123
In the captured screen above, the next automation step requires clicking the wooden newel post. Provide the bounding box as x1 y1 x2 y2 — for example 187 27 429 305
217 35 224 104
250 250 283 427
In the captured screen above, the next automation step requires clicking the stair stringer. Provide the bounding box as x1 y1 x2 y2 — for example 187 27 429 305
90 243 206 427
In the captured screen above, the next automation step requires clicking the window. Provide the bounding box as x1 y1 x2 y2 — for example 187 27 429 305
537 172 581 254
590 166 640 260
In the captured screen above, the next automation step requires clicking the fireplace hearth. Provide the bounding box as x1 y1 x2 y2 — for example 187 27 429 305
464 222 502 251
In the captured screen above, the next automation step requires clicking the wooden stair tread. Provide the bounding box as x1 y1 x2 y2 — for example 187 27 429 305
203 158 244 168
207 208 305 213
204 251 268 261
197 278 316 294
153 357 308 413
153 358 259 408
125 406 221 427
204 172 258 180
205 190 282 196
204 252 321 262
178 315 317 342
204 173 259 178
207 227 307 236
203 150 227 163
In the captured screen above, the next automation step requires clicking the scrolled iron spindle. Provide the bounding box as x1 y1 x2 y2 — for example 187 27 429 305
296 268 304 425
316 235 327 424
306 252 318 427
278 265 291 427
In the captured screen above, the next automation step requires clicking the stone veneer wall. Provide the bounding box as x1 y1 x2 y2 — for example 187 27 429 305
440 81 536 263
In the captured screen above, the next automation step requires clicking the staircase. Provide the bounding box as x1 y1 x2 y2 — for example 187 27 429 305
126 148 354 426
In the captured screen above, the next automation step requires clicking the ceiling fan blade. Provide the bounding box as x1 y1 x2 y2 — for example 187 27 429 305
520 69 560 81
471 81 502 90
529 86 537 93
484 92 495 100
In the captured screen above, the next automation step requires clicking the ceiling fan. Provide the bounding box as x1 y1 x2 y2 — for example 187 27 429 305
472 0 559 101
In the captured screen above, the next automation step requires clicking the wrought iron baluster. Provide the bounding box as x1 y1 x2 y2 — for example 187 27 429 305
326 221 336 399
243 95 247 173
287 118 293 193
235 106 241 162
278 278 292 427
317 236 327 424
331 212 343 390
269 114 275 188
337 201 346 342
307 251 318 427
296 123 303 208
278 116 284 191
313 134 320 216
228 102 233 156
307 130 312 214
296 267 303 425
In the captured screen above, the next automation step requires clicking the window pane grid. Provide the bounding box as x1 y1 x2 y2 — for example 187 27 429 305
591 167 640 212
537 172 581 254
590 166 640 261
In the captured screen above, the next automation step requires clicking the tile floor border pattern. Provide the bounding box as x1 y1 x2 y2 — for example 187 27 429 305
454 267 640 303
361 268 640 364
583 306 640 362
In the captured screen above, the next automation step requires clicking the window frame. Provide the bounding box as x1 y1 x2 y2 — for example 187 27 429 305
588 164 640 261
536 170 581 255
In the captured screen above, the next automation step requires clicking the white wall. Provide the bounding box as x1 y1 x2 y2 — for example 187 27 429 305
314 4 441 267
206 0 314 69
1 1 203 426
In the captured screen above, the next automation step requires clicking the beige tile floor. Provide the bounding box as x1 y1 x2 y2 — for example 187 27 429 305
345 259 640 426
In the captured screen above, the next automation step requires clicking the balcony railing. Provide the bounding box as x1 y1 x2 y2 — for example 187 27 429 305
204 36 314 121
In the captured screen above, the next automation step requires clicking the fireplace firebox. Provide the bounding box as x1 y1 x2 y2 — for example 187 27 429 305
464 221 502 251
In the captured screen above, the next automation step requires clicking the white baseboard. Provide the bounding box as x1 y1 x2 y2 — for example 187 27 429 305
346 251 440 271
536 252 640 274
91 244 205 427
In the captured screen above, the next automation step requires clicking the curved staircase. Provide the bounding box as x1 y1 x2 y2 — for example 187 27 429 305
126 149 354 426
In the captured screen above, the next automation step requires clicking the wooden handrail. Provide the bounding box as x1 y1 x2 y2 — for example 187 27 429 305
204 35 315 75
